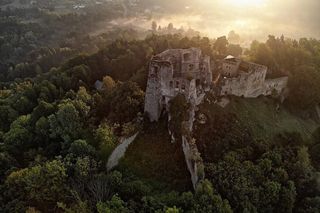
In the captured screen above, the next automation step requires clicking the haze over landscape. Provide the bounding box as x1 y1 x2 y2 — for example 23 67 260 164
0 0 320 212
143 0 320 41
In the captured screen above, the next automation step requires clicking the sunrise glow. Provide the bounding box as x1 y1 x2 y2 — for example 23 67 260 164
227 0 266 7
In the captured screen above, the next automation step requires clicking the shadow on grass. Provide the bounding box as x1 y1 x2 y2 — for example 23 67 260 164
117 118 192 192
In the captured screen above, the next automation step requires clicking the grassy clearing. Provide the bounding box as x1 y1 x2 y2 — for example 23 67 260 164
117 119 192 192
202 96 318 142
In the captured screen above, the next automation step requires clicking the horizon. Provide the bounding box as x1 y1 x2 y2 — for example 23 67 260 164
142 0 320 41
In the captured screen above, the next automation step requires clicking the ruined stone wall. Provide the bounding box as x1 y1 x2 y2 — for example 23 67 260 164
247 63 267 74
221 60 240 77
145 48 212 122
145 49 289 189
145 64 198 121
264 77 289 96
144 63 163 122
244 69 268 97
218 57 290 98
202 56 212 83
181 93 204 189
182 136 204 189
220 76 244 97
219 64 288 98
107 133 139 172
181 48 201 74
144 48 210 189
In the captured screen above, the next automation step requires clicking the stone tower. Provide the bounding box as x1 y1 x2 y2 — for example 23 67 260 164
144 48 212 122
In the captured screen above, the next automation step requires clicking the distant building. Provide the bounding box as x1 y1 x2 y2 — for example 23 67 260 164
94 80 104 91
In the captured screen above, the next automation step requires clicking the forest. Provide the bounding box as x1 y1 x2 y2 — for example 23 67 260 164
0 2 320 212
0 0 143 82
0 30 319 212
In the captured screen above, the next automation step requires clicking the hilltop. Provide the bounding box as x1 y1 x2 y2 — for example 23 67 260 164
0 33 320 212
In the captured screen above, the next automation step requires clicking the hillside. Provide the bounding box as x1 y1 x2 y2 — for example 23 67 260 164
1 28 320 212
191 96 320 211
227 97 318 141
200 96 318 141
195 96 319 162
117 96 319 193
118 119 192 192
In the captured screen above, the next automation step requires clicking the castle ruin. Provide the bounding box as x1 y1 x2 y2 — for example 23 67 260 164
144 48 212 188
144 48 212 122
144 48 288 188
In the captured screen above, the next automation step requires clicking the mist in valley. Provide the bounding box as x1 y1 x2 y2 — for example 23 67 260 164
122 0 320 43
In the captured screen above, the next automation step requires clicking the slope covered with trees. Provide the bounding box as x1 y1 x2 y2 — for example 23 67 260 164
0 33 319 212
195 96 320 212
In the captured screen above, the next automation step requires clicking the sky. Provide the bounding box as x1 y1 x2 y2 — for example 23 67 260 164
148 0 320 42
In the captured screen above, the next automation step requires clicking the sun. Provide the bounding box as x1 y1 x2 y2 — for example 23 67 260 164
227 0 266 8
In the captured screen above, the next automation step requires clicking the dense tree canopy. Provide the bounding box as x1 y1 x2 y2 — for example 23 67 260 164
0 30 319 212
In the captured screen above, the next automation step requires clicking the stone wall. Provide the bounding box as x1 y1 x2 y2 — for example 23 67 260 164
180 92 205 189
220 69 266 98
221 59 239 77
107 133 139 172
182 136 204 189
220 74 288 98
144 48 212 122
264 77 289 96
219 56 288 98
220 64 288 98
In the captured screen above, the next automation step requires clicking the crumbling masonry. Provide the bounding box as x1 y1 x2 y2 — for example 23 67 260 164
144 48 211 188
144 48 212 122
219 55 288 98
144 49 288 188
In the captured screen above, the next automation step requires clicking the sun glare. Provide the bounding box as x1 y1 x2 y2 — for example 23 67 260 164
227 0 266 8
